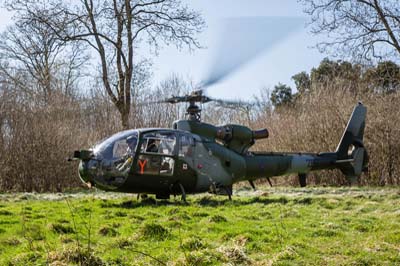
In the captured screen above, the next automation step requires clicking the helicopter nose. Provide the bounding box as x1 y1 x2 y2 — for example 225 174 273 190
78 159 98 188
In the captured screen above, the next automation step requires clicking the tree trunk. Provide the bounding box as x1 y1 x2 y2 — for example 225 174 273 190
120 107 130 130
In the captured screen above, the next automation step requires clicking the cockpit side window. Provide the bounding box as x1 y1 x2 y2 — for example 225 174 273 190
140 132 176 155
112 135 138 173
113 140 129 158
112 136 138 159
179 134 194 157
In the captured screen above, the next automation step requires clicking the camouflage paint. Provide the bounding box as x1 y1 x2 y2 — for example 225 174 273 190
77 103 367 198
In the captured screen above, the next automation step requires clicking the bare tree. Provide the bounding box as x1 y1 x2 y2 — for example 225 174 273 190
0 16 87 104
6 0 204 129
136 73 189 128
301 0 400 61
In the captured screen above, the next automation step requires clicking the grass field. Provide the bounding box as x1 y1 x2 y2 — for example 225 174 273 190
0 186 399 265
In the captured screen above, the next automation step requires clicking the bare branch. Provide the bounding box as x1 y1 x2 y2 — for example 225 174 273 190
301 0 400 61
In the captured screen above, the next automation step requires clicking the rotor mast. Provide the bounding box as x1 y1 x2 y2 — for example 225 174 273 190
187 100 201 121
185 90 207 122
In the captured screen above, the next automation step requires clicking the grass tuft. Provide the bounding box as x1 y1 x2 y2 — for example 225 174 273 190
1 237 21 246
59 235 74 244
217 244 251 265
310 228 338 237
22 224 45 241
49 223 75 234
98 226 118 237
181 237 205 251
119 200 135 208
114 210 127 217
114 237 134 249
197 196 225 206
140 222 170 240
8 252 41 266
129 214 145 221
178 250 218 266
209 215 227 223
294 197 313 205
48 246 104 266
192 211 209 217
0 210 12 215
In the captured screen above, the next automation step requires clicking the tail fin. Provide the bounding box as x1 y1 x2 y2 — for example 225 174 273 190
336 102 368 184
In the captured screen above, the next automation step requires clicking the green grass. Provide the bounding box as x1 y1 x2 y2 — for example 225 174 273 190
0 187 399 265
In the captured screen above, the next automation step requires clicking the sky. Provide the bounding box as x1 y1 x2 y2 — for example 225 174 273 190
0 0 327 101
148 0 327 100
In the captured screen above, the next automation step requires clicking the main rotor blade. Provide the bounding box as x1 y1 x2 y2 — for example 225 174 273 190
135 99 173 106
211 98 254 108
201 16 305 89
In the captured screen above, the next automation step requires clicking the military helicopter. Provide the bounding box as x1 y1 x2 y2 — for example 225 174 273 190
72 88 368 200
71 17 368 200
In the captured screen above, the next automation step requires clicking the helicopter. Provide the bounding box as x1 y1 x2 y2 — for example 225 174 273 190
72 88 368 201
71 17 368 200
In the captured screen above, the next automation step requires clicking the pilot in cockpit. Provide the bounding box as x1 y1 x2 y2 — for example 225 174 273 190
126 136 138 155
116 135 137 171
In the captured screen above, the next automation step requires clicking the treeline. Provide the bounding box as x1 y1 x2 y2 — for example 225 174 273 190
270 59 400 107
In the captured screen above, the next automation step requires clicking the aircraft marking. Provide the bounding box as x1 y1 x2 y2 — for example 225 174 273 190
138 159 147 174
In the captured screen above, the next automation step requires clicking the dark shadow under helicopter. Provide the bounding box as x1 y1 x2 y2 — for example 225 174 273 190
97 193 310 209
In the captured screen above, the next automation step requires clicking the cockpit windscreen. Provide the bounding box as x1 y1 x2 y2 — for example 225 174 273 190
93 130 138 160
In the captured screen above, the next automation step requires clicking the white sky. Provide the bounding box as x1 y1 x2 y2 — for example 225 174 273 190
0 0 327 101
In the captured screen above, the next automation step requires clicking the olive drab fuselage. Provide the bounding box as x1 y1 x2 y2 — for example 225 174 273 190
77 103 368 198
78 126 248 196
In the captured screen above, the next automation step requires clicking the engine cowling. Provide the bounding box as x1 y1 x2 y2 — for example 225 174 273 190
173 120 268 154
216 125 269 154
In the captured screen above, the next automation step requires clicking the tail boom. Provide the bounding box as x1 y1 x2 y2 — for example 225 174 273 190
243 103 368 185
244 152 338 181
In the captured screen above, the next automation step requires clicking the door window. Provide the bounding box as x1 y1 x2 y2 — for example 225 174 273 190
140 132 176 155
179 134 194 157
137 132 176 176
